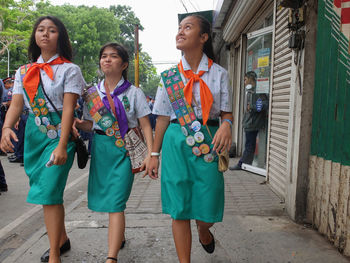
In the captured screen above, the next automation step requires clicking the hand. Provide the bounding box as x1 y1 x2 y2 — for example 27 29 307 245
247 103 251 112
212 122 232 153
51 145 68 165
14 120 20 130
72 118 83 138
146 156 159 180
140 154 151 177
0 127 18 153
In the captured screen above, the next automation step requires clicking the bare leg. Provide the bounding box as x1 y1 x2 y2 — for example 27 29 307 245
196 220 214 244
106 212 125 263
43 204 66 263
172 219 191 263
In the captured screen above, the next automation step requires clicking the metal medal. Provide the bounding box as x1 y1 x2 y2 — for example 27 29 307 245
47 129 58 139
199 143 210 154
181 126 188 136
191 120 201 132
39 125 47 134
192 146 201 156
42 117 50 126
186 135 195 146
204 153 214 163
100 116 113 129
33 108 40 116
194 131 205 143
34 116 41 126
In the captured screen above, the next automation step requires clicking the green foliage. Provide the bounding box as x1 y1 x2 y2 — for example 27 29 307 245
0 0 36 77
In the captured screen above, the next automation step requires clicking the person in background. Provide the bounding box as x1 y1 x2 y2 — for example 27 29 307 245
229 71 268 170
0 78 7 193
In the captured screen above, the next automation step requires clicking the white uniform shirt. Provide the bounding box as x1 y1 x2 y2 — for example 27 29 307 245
13 54 85 112
152 54 232 120
83 78 151 130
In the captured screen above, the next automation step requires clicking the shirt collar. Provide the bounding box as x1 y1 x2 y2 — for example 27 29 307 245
181 53 209 73
37 54 59 64
101 77 125 93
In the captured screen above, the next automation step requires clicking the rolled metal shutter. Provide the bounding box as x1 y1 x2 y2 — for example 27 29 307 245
267 6 292 199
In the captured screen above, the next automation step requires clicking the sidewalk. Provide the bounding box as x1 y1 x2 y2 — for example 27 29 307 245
3 159 349 263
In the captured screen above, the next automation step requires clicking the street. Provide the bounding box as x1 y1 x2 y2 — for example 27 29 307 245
0 156 348 263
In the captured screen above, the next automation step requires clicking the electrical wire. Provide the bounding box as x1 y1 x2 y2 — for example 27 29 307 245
179 0 189 12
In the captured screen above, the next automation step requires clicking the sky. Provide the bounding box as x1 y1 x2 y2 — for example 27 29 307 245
52 0 217 73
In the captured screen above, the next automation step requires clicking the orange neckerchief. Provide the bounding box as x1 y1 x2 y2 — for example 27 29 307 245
23 56 71 102
178 58 213 125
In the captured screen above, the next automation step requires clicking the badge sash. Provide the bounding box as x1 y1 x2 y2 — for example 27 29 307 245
161 66 214 162
82 86 125 148
20 64 61 140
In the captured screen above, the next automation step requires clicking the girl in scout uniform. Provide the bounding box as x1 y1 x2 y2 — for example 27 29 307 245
74 43 153 263
0 16 85 263
147 15 233 262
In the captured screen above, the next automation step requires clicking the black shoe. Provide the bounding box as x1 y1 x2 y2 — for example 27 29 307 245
7 154 16 160
229 164 241 171
0 183 7 192
40 239 71 262
199 230 215 254
107 257 118 262
9 157 23 163
120 240 126 249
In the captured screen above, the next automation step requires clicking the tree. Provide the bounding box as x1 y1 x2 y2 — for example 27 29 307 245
0 0 36 77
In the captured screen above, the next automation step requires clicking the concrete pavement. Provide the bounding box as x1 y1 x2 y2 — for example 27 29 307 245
1 157 349 262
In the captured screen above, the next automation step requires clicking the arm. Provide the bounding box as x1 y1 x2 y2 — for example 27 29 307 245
212 111 233 153
52 93 79 165
72 118 93 137
146 115 170 179
138 115 153 177
0 94 24 152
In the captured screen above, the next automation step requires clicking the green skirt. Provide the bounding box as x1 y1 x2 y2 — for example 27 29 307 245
88 133 134 213
161 123 224 223
24 113 76 205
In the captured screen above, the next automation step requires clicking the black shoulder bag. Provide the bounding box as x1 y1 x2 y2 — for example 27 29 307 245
40 81 89 169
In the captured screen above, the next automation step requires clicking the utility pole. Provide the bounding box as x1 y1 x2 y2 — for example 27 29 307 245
134 24 139 87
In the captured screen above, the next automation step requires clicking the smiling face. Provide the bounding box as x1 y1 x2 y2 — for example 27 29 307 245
176 16 208 53
35 19 59 55
100 46 128 77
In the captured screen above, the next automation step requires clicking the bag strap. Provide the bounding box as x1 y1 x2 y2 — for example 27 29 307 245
103 82 118 119
40 77 61 119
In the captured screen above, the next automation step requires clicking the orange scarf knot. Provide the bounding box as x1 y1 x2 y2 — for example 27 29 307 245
23 56 71 102
178 58 213 125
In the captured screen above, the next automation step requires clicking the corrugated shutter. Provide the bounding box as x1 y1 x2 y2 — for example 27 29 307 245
267 6 292 199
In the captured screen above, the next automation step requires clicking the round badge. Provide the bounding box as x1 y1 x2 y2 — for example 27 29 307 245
192 146 201 156
42 117 50 126
57 129 61 137
56 123 62 130
199 143 210 154
100 116 113 128
39 125 47 134
115 138 125 148
40 108 48 116
46 125 56 130
38 98 45 107
33 108 40 116
47 129 57 139
30 101 36 107
112 121 120 131
114 132 122 139
106 127 115 137
186 135 195 146
34 116 41 126
204 153 214 163
194 131 205 143
191 120 201 132
181 126 188 137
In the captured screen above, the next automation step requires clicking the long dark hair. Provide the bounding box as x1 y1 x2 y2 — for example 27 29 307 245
188 14 215 62
28 16 72 62
99 43 129 80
